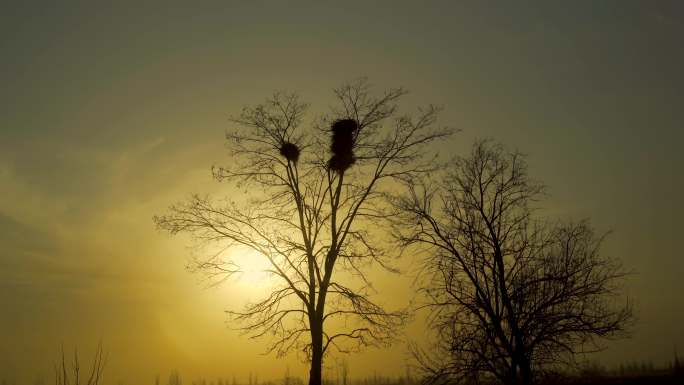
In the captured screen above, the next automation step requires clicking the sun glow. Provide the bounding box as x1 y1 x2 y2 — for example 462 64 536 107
229 246 275 288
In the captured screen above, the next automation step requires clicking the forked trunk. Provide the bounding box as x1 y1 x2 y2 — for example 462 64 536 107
507 354 532 385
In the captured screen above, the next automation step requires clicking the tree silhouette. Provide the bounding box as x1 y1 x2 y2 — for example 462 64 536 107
393 140 633 385
154 79 452 385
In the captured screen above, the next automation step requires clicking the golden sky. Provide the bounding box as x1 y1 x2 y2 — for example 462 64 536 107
1 1 683 384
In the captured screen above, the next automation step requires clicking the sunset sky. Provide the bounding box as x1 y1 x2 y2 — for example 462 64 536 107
1 1 683 384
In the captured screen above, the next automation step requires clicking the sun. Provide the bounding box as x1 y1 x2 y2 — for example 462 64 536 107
228 246 274 287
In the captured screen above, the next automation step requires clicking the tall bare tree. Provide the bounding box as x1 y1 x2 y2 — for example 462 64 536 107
393 140 632 385
154 79 452 385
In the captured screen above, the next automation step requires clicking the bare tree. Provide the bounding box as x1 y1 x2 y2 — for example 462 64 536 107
154 79 452 385
54 343 106 385
393 140 632 385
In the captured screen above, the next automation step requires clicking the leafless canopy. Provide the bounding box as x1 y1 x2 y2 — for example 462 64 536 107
393 140 632 385
154 78 453 385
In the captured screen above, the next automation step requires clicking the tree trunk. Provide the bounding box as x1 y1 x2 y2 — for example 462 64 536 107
519 358 532 385
506 361 518 385
308 317 323 385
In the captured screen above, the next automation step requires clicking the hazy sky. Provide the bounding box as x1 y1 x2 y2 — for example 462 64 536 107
1 1 683 384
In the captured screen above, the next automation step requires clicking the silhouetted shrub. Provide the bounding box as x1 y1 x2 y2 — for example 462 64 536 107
54 342 106 385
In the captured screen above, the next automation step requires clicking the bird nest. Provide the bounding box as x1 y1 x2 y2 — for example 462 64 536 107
328 119 358 173
279 141 300 163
